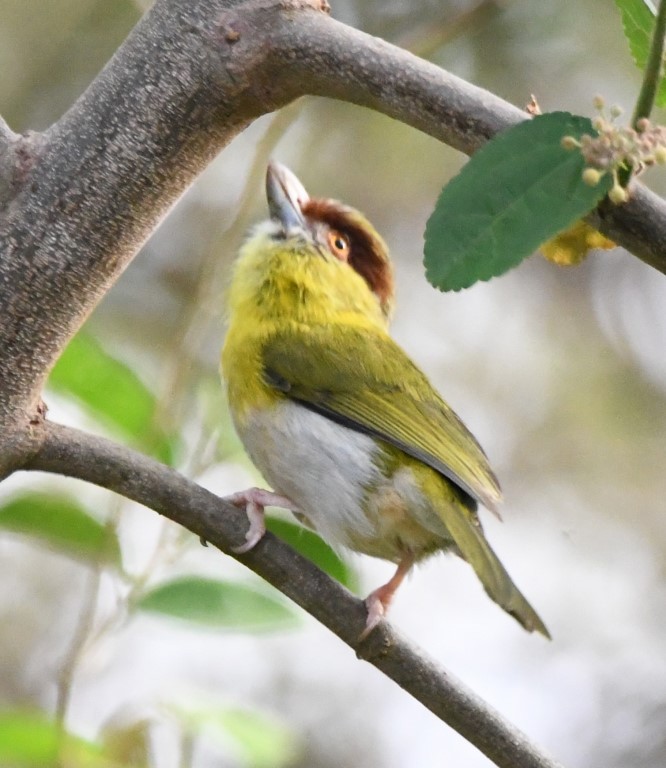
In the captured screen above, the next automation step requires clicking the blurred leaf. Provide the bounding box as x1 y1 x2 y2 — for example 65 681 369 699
100 717 151 768
0 710 109 767
173 702 300 768
266 516 358 591
424 112 613 291
541 220 616 265
614 0 666 106
48 332 177 464
137 576 299 631
211 709 299 768
0 492 120 565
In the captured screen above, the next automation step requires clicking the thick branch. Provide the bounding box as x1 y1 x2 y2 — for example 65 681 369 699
25 420 562 768
1 0 665 441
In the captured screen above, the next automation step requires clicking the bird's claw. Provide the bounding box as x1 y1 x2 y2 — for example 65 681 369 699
231 498 266 553
359 592 386 640
225 487 295 554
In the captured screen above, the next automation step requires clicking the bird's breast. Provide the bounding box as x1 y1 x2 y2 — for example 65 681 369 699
234 400 453 561
236 400 380 546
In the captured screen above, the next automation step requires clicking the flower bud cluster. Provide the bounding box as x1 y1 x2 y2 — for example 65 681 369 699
561 96 666 204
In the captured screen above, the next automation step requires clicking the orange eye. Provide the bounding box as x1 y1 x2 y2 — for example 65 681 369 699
327 230 350 261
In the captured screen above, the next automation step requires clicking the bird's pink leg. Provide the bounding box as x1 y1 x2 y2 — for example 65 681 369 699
360 554 415 640
225 487 296 553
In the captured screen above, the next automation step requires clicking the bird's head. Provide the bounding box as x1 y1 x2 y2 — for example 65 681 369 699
262 161 395 320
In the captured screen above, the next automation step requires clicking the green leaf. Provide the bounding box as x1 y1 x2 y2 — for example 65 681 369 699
266 516 358 591
0 710 109 767
210 708 299 768
614 0 666 106
0 492 120 564
48 333 177 464
100 717 151 768
136 576 298 631
173 703 300 768
424 112 613 291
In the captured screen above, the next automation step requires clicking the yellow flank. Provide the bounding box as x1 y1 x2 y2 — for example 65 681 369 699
222 228 388 422
359 447 460 560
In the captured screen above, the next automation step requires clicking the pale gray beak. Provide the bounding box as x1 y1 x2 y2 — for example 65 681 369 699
265 161 310 235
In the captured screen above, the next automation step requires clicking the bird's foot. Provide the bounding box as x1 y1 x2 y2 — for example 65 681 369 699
359 554 415 640
360 588 389 640
225 487 295 554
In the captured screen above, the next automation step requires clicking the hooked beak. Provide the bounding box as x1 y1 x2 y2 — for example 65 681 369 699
266 161 310 235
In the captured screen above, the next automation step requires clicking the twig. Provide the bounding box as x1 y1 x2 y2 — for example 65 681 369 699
26 420 563 768
395 0 503 58
631 0 666 126
179 731 196 768
55 566 102 731
157 100 304 438
54 497 123 736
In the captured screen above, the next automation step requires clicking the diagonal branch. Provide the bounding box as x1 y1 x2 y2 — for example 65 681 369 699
24 419 563 768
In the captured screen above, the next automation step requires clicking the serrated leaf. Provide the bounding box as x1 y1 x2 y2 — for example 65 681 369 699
614 0 666 107
0 492 120 564
424 112 613 291
173 703 300 768
541 221 616 266
266 517 358 591
0 710 110 767
48 333 177 464
136 576 298 631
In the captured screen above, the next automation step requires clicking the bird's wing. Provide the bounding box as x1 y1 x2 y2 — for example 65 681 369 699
261 324 502 513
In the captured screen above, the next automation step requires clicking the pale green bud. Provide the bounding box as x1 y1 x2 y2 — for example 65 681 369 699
608 184 628 204
560 135 580 150
655 146 666 164
582 167 603 186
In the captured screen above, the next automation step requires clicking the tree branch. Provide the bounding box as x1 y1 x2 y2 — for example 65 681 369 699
269 10 666 272
24 420 562 768
1 0 665 445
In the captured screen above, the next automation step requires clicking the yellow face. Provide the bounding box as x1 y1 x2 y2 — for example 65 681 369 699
222 162 396 420
225 162 395 334
225 223 388 332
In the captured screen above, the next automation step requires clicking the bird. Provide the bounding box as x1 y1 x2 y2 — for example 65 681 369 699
221 161 549 639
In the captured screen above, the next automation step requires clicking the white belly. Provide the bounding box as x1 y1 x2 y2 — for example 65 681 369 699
236 401 383 549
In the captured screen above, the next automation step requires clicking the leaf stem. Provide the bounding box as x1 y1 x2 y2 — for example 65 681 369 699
55 566 102 737
54 499 122 747
179 731 196 768
631 0 666 126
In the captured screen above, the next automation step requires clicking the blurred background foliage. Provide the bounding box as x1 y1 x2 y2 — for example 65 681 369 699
1 0 666 766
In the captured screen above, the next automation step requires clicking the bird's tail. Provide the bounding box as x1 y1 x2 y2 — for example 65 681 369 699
442 503 551 638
